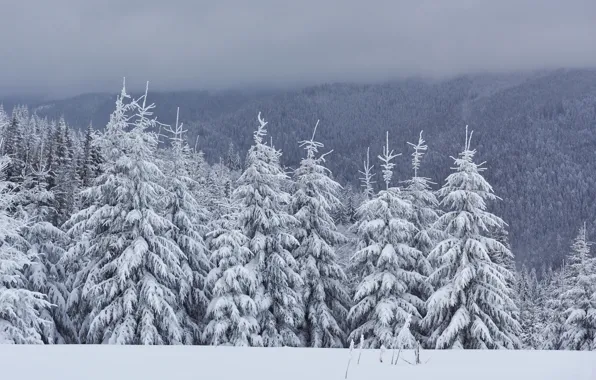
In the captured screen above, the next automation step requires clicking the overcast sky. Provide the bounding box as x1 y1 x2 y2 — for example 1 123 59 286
1 0 596 97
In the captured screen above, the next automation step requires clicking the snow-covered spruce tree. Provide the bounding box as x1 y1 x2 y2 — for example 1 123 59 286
65 82 190 344
422 127 521 349
345 146 377 253
79 122 103 189
348 132 425 349
234 112 303 347
336 184 358 225
516 266 545 349
1 116 25 183
0 154 50 344
51 118 79 226
0 105 8 134
402 131 441 262
162 109 211 344
291 122 351 348
401 132 438 343
187 145 208 186
541 264 568 349
18 154 77 344
560 224 596 350
488 223 521 336
183 143 210 216
225 142 242 171
203 195 262 346
207 160 235 219
338 186 362 302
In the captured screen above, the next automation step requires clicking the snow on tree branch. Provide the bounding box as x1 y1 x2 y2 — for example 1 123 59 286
358 147 375 199
407 131 427 178
377 131 401 189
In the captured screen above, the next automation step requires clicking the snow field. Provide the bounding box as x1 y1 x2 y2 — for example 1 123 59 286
1 346 594 380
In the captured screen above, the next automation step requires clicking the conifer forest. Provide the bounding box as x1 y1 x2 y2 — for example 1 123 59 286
1 80 594 352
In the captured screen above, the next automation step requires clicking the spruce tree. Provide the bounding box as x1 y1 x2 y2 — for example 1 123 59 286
422 127 521 349
292 122 351 347
203 197 261 346
337 184 355 225
348 132 425 348
225 142 242 171
163 110 211 344
516 266 545 349
541 264 568 349
560 224 596 350
19 160 77 344
0 105 8 133
50 118 78 226
401 132 439 342
79 122 103 189
1 116 25 183
0 154 50 344
65 82 190 344
235 112 303 347
402 131 441 262
207 160 234 218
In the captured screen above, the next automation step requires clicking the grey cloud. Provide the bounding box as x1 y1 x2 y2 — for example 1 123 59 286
1 0 596 96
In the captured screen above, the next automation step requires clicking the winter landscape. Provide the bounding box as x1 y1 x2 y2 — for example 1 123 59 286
2 1 596 380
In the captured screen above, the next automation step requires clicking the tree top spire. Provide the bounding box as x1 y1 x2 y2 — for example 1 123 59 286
359 146 375 198
254 111 269 145
407 130 427 178
378 131 401 189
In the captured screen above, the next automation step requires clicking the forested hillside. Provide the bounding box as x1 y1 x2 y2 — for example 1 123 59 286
23 69 596 268
1 79 595 349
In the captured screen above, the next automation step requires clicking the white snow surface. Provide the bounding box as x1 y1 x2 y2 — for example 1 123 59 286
1 346 594 380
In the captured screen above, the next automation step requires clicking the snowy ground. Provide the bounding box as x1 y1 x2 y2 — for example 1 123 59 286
1 346 594 380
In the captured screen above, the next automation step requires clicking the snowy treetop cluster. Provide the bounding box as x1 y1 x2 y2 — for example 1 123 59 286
0 81 593 350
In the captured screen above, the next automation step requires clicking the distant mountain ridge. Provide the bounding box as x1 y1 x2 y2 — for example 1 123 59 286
17 69 596 267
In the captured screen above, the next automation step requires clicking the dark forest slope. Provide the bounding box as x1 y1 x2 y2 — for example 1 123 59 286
29 69 596 267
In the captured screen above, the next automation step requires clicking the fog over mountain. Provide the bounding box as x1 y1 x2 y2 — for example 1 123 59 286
1 1 596 97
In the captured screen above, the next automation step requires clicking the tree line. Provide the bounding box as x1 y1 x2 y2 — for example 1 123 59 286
0 81 593 350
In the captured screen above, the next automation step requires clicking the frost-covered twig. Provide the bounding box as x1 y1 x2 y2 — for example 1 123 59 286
391 347 402 365
254 111 268 144
400 343 429 366
415 342 420 364
407 130 427 178
395 348 402 365
345 340 354 379
298 120 333 165
377 131 401 189
357 334 364 364
163 107 187 141
358 147 375 199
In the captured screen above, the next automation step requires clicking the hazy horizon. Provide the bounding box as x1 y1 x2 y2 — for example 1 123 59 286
1 1 595 98
3 67 594 103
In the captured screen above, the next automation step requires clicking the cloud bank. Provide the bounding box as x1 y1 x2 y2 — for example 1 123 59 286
1 0 595 96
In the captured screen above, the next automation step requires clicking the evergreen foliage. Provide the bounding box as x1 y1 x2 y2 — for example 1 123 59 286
422 128 521 349
348 132 425 349
292 122 350 347
234 112 303 347
65 83 191 344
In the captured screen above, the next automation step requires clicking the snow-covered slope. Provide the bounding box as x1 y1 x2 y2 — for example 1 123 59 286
1 346 593 380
